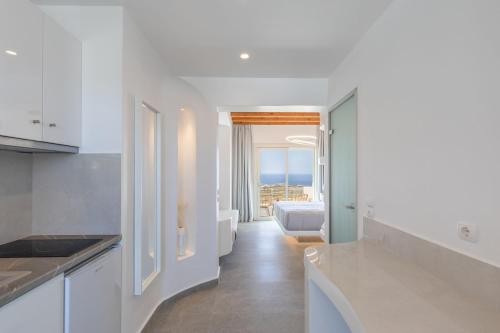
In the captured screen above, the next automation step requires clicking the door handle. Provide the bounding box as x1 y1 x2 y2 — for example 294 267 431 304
345 203 356 210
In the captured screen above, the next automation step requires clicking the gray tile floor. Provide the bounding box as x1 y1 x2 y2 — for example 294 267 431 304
143 220 318 333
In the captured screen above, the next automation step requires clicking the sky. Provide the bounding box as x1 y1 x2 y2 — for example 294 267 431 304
260 148 313 175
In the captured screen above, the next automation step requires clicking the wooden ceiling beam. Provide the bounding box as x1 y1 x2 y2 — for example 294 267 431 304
232 117 319 122
231 112 320 118
232 120 320 125
233 122 319 126
231 112 320 125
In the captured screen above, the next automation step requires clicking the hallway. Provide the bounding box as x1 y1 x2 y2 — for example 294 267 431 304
143 221 317 333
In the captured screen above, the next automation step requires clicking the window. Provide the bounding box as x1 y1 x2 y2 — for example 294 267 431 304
288 148 313 187
256 147 315 217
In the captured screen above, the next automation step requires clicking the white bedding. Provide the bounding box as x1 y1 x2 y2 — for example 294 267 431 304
273 201 324 231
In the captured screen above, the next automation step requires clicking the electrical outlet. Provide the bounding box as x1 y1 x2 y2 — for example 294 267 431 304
457 223 478 242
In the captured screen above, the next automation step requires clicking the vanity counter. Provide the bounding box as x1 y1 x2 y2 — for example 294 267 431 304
304 239 500 333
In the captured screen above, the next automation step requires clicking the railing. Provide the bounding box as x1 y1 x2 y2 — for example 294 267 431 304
259 184 312 216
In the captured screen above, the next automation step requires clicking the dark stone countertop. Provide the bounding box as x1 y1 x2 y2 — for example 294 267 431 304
0 235 121 308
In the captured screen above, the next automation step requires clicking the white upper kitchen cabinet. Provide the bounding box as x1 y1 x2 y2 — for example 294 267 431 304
43 15 82 147
0 0 44 141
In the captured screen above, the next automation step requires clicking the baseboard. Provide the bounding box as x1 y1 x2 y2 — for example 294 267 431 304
137 298 165 333
136 273 220 333
165 276 220 304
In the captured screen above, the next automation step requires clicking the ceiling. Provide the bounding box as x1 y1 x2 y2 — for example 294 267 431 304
253 125 318 145
33 0 393 78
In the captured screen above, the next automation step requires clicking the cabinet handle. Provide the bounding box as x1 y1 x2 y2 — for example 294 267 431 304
49 123 57 127
32 120 41 124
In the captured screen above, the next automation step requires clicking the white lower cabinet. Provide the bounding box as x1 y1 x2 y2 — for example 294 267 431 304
64 247 122 333
0 274 64 333
0 247 122 333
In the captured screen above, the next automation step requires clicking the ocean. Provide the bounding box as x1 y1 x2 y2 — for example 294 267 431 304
260 174 312 186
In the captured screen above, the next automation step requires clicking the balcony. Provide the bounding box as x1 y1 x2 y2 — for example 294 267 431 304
259 183 313 217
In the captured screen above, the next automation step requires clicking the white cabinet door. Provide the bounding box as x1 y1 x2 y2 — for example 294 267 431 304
43 15 82 147
0 274 64 333
0 0 43 141
65 247 122 333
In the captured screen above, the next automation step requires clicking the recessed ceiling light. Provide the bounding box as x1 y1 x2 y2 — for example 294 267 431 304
240 52 250 60
5 50 17 56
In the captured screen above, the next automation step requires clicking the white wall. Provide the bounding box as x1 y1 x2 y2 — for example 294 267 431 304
218 111 232 126
327 0 500 266
183 77 328 107
121 11 166 332
218 123 232 210
253 125 318 145
39 6 123 154
43 6 219 333
121 10 218 333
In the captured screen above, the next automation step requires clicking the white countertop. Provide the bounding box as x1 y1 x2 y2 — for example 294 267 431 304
304 239 500 333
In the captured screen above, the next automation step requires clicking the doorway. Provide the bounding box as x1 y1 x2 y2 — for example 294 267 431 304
328 91 357 243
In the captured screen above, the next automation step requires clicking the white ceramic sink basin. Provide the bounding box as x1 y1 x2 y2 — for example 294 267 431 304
0 271 31 286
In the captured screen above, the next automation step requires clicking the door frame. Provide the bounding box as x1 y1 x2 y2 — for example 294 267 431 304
327 88 358 244
253 144 289 221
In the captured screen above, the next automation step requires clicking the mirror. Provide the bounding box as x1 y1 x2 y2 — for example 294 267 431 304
133 97 161 295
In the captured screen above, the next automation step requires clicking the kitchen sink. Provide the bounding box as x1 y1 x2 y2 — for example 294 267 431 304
0 271 31 286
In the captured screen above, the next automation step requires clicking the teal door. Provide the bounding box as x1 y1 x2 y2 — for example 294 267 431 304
329 94 357 243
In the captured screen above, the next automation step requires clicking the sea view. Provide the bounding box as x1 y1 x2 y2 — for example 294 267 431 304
260 173 313 186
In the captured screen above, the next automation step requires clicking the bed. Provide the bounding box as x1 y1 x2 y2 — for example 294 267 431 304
273 201 325 237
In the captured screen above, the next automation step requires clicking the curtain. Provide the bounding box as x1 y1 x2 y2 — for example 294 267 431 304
232 125 254 222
